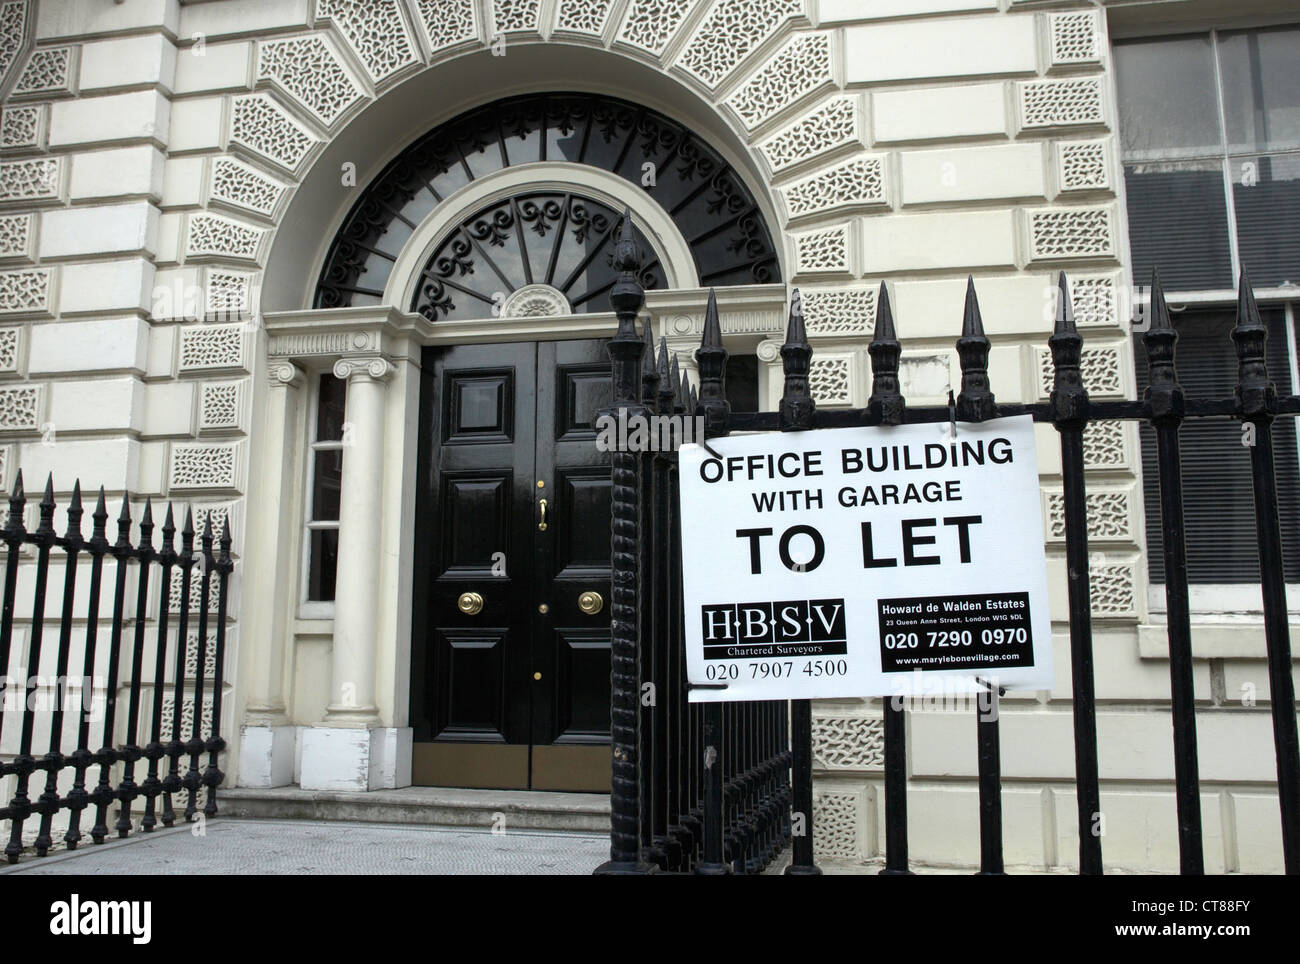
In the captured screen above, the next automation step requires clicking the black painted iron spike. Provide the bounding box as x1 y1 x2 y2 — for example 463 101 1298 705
182 506 194 539
69 479 82 510
64 480 84 538
656 336 670 378
873 280 896 342
642 316 656 374
220 517 232 551
670 354 684 410
162 502 175 536
785 287 808 347
702 288 722 349
117 492 131 523
1149 268 1172 332
92 486 107 535
11 467 22 499
141 496 153 527
962 274 985 337
202 514 214 542
613 206 638 272
1055 271 1076 334
1236 265 1262 330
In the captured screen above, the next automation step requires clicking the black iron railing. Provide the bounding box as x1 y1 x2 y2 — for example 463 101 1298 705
597 207 1300 875
0 477 233 863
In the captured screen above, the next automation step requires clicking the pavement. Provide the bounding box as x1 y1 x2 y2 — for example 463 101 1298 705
0 818 611 875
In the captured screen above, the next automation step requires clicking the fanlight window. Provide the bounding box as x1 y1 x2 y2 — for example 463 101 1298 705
314 91 781 311
412 192 667 321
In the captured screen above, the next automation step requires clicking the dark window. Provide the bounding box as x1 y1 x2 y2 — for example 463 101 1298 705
306 373 345 602
1133 307 1300 582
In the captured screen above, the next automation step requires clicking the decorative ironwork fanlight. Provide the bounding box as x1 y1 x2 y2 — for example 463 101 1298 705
313 92 781 315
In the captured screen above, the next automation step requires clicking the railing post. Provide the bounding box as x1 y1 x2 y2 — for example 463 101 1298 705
1049 272 1104 875
779 289 822 877
1232 269 1300 874
1143 270 1204 875
33 482 82 856
956 278 1005 876
162 510 196 828
203 519 233 817
594 209 653 875
654 337 681 870
694 288 731 876
142 504 176 832
90 494 133 845
116 498 154 838
869 283 914 876
65 486 108 849
3 475 50 863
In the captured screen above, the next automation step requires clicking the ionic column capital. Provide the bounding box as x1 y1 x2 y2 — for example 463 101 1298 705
333 356 397 382
266 360 306 388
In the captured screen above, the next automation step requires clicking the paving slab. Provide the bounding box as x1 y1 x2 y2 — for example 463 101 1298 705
0 818 610 875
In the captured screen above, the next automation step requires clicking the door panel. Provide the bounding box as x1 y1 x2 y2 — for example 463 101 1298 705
412 338 612 791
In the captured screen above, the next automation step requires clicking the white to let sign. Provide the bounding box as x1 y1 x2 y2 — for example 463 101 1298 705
679 415 1054 702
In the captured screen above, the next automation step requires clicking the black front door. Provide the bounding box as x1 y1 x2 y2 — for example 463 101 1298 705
411 339 613 791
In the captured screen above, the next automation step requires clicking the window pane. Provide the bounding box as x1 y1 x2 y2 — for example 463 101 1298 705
1232 154 1300 287
1115 35 1222 159
308 528 339 601
1124 161 1234 290
1134 306 1300 583
316 373 346 441
1219 26 1300 154
312 449 343 521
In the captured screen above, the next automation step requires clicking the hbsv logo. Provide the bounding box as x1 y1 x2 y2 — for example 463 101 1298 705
701 599 847 646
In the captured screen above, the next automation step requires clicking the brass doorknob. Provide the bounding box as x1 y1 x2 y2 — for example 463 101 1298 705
578 591 604 615
457 591 484 615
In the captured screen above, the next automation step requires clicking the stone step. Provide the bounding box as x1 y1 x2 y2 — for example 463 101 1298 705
218 786 612 834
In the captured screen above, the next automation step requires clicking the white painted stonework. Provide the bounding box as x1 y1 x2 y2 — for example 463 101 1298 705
0 0 1293 873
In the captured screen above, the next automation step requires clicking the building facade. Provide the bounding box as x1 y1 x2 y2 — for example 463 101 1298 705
0 0 1296 872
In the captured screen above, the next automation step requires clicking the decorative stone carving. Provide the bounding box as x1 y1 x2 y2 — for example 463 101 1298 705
1037 344 1124 398
792 223 852 277
617 0 701 58
1089 559 1137 618
0 157 62 203
759 95 859 176
756 338 781 363
169 565 224 613
781 155 886 219
812 716 884 770
1082 420 1128 470
676 0 803 91
1050 10 1101 67
192 501 239 548
1045 489 1133 542
800 286 874 337
0 443 9 491
1068 274 1119 328
1020 78 1105 130
556 0 615 35
1058 140 1110 194
186 213 266 263
725 31 832 132
229 94 316 175
178 324 246 374
412 0 478 52
0 1 28 90
502 283 571 318
181 631 219 680
170 441 243 491
0 105 42 151
317 0 419 84
199 381 245 434
0 212 33 261
160 693 215 745
0 383 41 430
267 360 305 388
491 0 541 33
809 355 851 406
209 157 287 220
257 35 364 129
0 326 20 373
12 45 73 96
812 787 863 861
1027 206 1115 261
333 356 396 381
203 268 258 319
0 267 52 316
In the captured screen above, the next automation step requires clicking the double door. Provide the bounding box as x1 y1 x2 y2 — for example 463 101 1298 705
411 339 613 791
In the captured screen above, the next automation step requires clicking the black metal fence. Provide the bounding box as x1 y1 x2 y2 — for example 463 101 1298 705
0 476 233 864
597 209 1299 875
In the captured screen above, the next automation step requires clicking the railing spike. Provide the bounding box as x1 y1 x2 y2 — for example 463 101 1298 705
868 281 904 426
64 480 84 540
695 289 728 434
1232 265 1273 417
956 276 995 421
778 288 814 432
1055 270 1076 334
12 467 23 499
1148 267 1172 332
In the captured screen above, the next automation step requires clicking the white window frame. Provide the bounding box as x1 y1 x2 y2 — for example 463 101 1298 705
299 372 344 619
